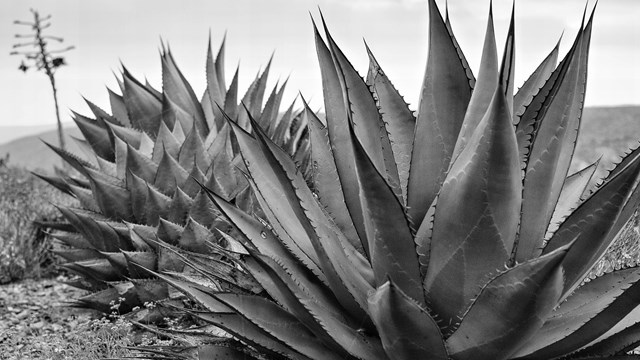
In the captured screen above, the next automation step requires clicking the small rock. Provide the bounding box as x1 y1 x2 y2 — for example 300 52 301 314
30 321 44 329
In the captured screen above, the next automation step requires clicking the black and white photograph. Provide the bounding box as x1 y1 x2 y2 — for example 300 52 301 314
1 0 640 359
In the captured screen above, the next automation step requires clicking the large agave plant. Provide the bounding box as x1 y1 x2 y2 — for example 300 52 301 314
39 37 308 315
142 1 640 359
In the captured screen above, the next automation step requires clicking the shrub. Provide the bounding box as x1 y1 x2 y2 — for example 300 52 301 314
0 165 74 283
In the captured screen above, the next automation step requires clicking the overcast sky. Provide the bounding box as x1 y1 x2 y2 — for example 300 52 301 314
1 0 639 127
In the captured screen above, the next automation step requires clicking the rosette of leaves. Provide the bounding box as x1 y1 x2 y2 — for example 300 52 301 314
39 36 308 315
141 2 640 359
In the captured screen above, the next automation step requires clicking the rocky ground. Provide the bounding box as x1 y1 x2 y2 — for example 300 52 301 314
0 275 136 360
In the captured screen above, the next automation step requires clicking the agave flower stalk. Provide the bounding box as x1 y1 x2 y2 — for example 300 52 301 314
40 36 307 315
144 1 640 359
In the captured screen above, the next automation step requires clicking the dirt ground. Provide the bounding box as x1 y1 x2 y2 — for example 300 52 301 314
0 276 107 359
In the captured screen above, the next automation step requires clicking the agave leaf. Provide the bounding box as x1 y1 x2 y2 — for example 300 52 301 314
108 88 131 127
446 245 568 360
143 78 162 100
188 190 220 228
215 293 384 359
155 149 190 196
227 117 321 269
443 2 476 89
157 245 185 273
83 164 121 187
249 112 374 280
287 110 308 156
70 137 98 168
451 4 498 161
57 207 124 252
204 187 326 283
576 322 640 358
73 112 115 161
122 67 163 136
171 116 187 144
145 184 172 226
245 253 347 324
206 34 227 123
126 144 159 183
237 57 272 129
162 94 194 135
206 132 243 201
321 16 401 201
268 80 290 135
243 254 364 357
312 19 369 258
500 4 516 115
125 222 155 252
145 269 234 313
157 218 184 244
570 357 640 360
169 246 260 293
107 121 143 149
94 156 117 179
306 99 362 252
415 197 437 277
543 149 640 299
258 80 287 132
223 65 240 126
193 312 310 360
202 89 217 137
168 188 194 225
214 35 227 100
53 248 101 262
72 287 123 314
516 11 593 262
350 121 424 305
365 43 416 204
113 136 128 179
513 35 561 122
161 48 208 136
100 251 129 276
271 98 297 144
33 172 73 195
546 159 599 239
68 184 100 212
84 96 119 127
426 83 521 329
235 114 374 319
182 157 208 197
64 258 122 282
178 124 210 171
179 218 214 253
85 170 133 221
368 280 448 360
513 267 640 358
126 170 149 224
604 144 640 184
129 278 169 304
43 142 96 176
407 0 473 225
256 83 278 128
121 251 157 278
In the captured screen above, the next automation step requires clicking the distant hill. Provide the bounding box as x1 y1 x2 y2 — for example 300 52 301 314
0 124 61 145
0 106 639 176
0 126 82 173
572 106 640 180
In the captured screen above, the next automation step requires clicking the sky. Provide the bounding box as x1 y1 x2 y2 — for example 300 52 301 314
1 0 639 127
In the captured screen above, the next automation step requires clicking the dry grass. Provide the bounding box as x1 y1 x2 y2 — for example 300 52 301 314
0 165 75 283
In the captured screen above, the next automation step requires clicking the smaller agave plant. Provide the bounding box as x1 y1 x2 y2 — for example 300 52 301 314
39 36 309 315
137 1 640 359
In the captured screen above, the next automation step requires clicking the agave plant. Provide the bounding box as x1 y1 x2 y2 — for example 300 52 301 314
39 36 308 315
139 1 640 359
